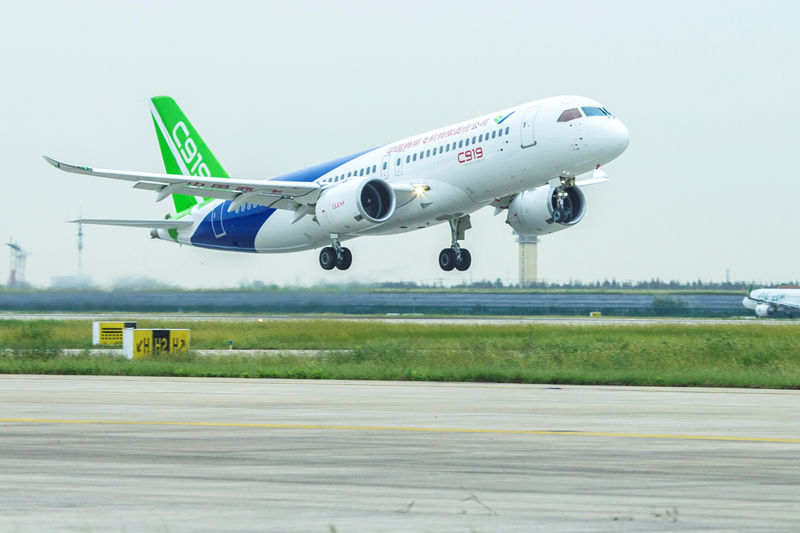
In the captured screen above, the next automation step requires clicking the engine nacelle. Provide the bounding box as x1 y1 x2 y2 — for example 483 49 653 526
755 304 775 318
316 178 395 233
506 185 586 236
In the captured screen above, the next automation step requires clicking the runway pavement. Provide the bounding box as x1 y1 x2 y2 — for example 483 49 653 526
1 375 799 531
1 311 793 326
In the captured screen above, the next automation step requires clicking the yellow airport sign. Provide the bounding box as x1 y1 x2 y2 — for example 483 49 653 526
122 329 190 359
92 321 137 345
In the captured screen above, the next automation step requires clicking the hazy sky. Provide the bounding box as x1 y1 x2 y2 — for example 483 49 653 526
2 0 798 287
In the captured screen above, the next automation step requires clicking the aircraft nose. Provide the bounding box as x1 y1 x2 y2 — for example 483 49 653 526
610 118 630 154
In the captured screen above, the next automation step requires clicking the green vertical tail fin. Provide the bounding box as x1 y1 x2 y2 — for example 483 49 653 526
149 96 229 213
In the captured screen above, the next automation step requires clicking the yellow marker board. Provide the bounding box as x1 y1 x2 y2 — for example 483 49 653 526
92 321 137 345
122 329 190 359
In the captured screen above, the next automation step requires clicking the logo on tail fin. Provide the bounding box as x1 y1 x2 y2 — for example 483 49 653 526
149 96 230 213
170 121 210 177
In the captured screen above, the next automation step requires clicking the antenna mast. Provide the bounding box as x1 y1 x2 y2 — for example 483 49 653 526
6 239 29 287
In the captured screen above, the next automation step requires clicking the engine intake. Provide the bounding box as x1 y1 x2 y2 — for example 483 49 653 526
755 304 775 318
316 177 395 233
506 185 586 236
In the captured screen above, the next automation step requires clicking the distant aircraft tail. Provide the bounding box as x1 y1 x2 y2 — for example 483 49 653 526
149 96 229 213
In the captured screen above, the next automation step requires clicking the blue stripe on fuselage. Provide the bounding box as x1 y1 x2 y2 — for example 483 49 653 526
191 201 275 252
269 148 376 183
190 148 377 252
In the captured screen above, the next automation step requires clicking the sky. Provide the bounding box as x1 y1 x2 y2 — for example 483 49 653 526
2 0 799 288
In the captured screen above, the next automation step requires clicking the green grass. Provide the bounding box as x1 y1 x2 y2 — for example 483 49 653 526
1 319 799 388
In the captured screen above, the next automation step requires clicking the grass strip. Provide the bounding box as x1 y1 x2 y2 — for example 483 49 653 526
0 319 798 388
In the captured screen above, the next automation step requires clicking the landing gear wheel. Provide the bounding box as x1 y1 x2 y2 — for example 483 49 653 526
336 248 352 270
455 248 471 271
319 247 337 270
552 208 564 223
438 248 457 271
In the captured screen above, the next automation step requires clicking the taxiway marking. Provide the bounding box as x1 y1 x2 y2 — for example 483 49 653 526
2 418 798 443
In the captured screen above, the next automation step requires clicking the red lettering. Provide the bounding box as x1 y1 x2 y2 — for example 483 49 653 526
457 147 484 164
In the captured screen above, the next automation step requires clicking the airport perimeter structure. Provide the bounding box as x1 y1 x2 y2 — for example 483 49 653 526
0 289 745 317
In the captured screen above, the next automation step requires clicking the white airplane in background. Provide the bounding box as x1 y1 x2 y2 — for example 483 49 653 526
45 95 629 272
743 287 800 318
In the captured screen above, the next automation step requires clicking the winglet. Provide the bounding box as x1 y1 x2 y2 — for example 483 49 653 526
43 156 94 175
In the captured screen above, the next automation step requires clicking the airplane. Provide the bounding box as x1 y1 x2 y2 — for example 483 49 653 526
45 95 629 272
742 287 800 318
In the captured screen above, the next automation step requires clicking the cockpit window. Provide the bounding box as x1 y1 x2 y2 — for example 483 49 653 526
557 108 582 122
582 106 608 117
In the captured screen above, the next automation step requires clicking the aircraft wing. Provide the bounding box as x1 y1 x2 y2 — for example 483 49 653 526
44 156 321 211
70 218 193 229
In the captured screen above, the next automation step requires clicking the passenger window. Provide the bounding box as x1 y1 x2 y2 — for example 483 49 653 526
439 146 443 154
498 128 503 137
446 144 450 152
492 131 496 139
504 127 509 135
426 149 430 157
372 165 376 173
458 140 463 148
396 158 401 166
413 154 417 161
347 171 352 177
557 108 582 122
366 166 370 175
383 162 387 170
360 169 364 176
478 134 483 142
472 136 476 144
465 138 470 146
406 155 410 163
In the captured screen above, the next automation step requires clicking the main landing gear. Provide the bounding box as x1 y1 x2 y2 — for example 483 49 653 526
319 235 352 271
438 215 472 272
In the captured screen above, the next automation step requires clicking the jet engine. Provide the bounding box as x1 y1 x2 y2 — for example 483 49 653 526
755 304 775 318
316 177 395 233
506 185 586 236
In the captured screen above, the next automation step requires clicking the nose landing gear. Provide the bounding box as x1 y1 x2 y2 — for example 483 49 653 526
319 234 352 271
438 215 472 271
552 176 576 224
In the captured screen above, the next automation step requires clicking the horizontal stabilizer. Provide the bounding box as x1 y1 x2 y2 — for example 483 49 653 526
69 218 193 229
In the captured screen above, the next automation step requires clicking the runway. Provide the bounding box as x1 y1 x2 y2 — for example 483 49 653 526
2 311 794 327
1 376 799 531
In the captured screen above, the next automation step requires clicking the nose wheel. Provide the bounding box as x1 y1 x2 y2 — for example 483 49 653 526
438 216 472 271
319 235 352 271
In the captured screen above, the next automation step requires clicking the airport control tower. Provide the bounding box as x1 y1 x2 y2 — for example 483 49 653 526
516 233 538 287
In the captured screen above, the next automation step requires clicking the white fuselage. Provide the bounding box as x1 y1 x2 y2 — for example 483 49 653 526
171 95 629 253
743 288 800 317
